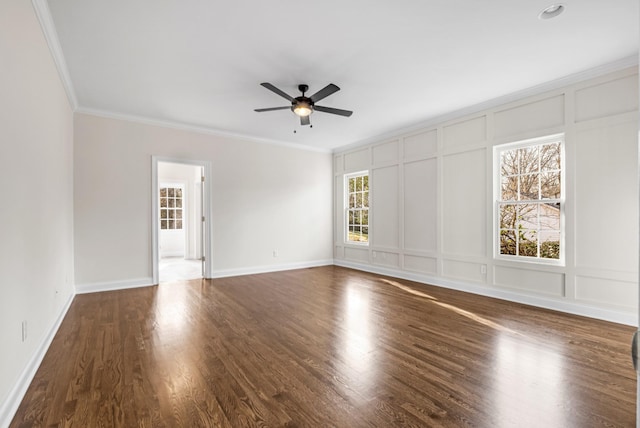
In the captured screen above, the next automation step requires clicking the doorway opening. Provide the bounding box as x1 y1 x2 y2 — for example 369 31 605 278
152 157 212 283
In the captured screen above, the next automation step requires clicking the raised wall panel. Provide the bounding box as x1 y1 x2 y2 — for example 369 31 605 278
334 175 345 242
575 74 639 123
403 159 437 252
334 155 343 173
443 116 486 149
344 246 369 263
372 251 400 268
403 130 437 159
494 95 564 139
403 255 437 274
372 165 399 249
344 148 369 172
575 276 637 309
372 140 399 165
442 259 484 283
494 265 565 297
442 149 486 257
574 120 638 272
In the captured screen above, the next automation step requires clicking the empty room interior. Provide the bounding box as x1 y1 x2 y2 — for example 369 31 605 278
1 1 640 427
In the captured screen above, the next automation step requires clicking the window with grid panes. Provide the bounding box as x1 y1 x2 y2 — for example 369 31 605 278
496 135 563 262
159 187 183 230
346 172 369 243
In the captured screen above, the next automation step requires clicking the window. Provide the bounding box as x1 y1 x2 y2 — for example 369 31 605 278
346 172 369 243
160 186 183 230
496 135 563 262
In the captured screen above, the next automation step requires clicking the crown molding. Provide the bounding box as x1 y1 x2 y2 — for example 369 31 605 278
31 0 78 110
28 0 637 155
336 55 639 153
75 107 332 154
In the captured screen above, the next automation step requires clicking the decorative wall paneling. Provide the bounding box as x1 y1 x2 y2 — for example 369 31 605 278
493 95 565 139
441 148 487 259
334 66 639 324
574 73 638 123
371 165 399 249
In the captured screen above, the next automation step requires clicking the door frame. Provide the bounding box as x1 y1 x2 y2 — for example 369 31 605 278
152 156 213 283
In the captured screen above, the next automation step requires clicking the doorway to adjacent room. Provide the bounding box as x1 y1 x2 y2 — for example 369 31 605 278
152 157 212 283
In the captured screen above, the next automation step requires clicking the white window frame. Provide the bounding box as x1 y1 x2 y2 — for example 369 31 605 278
344 171 369 245
159 184 185 230
493 134 565 265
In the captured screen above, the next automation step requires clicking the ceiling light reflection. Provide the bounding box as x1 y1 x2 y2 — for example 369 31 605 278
338 284 378 400
154 284 190 346
492 334 567 426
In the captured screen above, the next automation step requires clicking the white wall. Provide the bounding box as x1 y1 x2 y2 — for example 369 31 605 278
334 66 639 325
74 114 334 288
0 0 74 424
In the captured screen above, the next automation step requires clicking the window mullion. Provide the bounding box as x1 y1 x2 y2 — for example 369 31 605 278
496 136 563 262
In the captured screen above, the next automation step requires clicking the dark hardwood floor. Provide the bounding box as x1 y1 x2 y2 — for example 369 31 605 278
11 266 636 427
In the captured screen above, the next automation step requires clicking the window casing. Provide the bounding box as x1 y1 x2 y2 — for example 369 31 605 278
495 134 564 263
345 171 369 244
160 186 184 230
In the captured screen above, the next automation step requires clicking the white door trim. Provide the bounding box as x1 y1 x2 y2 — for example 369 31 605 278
152 156 213 283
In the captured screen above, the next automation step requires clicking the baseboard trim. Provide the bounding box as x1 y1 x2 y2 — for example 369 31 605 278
0 293 74 428
75 277 155 294
211 259 334 279
74 260 336 292
334 260 637 326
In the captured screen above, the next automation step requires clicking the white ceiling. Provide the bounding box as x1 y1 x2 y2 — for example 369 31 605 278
45 0 638 151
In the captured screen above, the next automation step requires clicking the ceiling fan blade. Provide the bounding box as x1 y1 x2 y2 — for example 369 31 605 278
300 115 311 126
260 82 294 102
309 84 340 103
314 105 353 117
254 106 290 112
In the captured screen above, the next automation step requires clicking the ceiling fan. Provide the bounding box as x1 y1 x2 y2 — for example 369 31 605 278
255 83 353 126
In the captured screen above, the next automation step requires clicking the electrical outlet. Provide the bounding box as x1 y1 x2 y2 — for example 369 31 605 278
21 320 27 342
273 249 278 258
480 265 487 274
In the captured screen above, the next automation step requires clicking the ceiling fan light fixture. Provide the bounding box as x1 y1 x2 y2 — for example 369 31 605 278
538 4 565 20
293 101 313 117
256 82 352 124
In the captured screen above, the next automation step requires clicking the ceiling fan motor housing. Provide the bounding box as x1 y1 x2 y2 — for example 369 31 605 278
292 85 313 115
292 97 313 116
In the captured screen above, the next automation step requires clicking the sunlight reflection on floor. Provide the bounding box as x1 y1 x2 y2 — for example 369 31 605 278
378 277 572 427
379 278 522 336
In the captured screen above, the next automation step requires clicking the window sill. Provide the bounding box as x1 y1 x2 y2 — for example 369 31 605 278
344 241 369 247
494 255 565 271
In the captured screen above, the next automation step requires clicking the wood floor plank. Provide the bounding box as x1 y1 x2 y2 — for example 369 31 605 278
10 266 636 427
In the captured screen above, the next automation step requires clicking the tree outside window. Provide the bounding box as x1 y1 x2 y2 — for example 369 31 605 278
497 136 563 261
160 187 184 230
346 172 369 243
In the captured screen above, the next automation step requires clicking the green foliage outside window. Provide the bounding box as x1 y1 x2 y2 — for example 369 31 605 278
347 174 369 243
498 140 562 260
